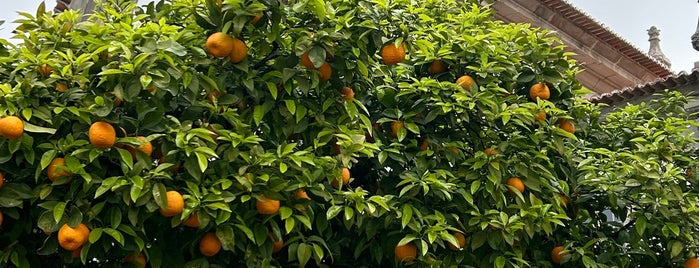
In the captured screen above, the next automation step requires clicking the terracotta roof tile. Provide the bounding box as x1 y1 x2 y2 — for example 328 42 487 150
588 70 699 104
540 0 673 77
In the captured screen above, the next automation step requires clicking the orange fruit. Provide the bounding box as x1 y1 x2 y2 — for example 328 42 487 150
250 13 263 25
134 136 153 157
205 32 235 58
332 167 351 188
535 110 546 122
381 42 406 65
341 86 355 101
47 157 72 182
293 189 310 200
427 60 447 74
229 38 248 63
390 121 403 138
506 177 525 194
256 195 280 215
0 210 3 226
58 223 90 251
394 242 417 262
56 83 68 92
0 172 4 189
318 62 332 81
448 232 466 251
182 212 201 228
484 148 498 156
557 118 575 134
199 232 222 257
126 253 147 268
456 75 475 91
39 63 53 76
159 191 185 217
89 121 116 149
0 116 25 140
530 82 550 100
686 258 699 268
300 50 317 69
269 233 284 253
551 245 568 264
419 138 429 151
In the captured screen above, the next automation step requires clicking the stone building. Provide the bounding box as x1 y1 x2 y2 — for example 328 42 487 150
492 0 674 95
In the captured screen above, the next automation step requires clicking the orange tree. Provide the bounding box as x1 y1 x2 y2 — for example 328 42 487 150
1 0 696 267
567 91 699 267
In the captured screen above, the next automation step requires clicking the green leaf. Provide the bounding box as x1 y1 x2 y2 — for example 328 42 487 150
297 243 313 267
401 205 412 229
635 216 646 236
103 228 125 246
53 202 66 223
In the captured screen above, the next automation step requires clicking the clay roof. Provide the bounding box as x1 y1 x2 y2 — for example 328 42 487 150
541 0 673 78
589 70 699 104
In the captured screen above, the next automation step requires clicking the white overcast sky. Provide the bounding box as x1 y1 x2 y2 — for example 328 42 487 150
0 1 698 72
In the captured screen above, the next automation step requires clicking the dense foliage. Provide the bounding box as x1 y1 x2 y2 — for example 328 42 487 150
0 0 697 267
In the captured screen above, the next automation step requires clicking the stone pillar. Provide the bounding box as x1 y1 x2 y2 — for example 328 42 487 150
647 26 671 69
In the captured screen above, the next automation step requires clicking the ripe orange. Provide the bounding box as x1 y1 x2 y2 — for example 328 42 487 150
506 177 525 194
341 86 355 101
126 253 147 268
250 13 263 25
199 232 222 257
88 121 116 149
134 136 153 157
427 60 447 74
390 120 403 138
0 172 4 189
205 32 235 58
39 63 53 77
484 148 498 156
256 195 280 215
535 110 547 122
183 212 201 228
56 83 68 92
293 189 311 200
381 42 406 65
686 258 699 268
394 242 417 262
530 82 550 100
47 157 72 182
448 232 466 251
557 118 575 134
159 191 185 217
318 62 332 81
333 167 351 187
269 233 284 253
551 245 568 264
456 75 475 91
58 223 90 251
0 116 25 140
0 210 3 226
419 138 429 151
229 38 248 63
301 50 317 69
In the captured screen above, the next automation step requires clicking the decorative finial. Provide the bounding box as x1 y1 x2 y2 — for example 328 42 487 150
648 26 671 68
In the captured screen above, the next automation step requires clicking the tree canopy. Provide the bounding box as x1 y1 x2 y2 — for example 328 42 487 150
0 0 697 267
